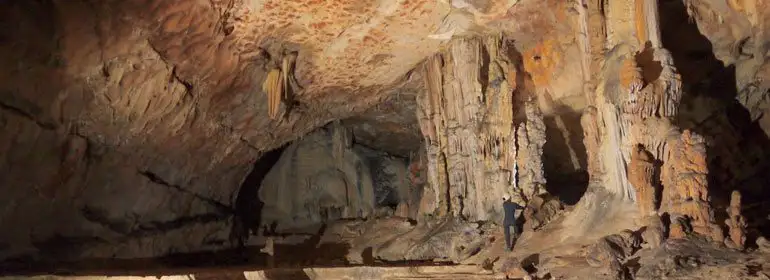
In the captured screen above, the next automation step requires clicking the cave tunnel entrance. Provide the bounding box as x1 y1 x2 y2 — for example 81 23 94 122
542 107 589 206
233 145 287 240
659 0 770 241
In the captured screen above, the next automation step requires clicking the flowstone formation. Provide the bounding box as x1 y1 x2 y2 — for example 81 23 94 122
569 0 728 244
259 123 408 232
415 36 548 222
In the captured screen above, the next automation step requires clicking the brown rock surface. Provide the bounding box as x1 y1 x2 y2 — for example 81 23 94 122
2 1 770 278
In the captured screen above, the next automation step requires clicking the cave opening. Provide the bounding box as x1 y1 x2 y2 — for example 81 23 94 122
542 107 589 206
232 145 287 242
659 0 770 241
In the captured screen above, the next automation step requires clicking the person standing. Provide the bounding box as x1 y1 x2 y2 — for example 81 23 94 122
503 194 524 251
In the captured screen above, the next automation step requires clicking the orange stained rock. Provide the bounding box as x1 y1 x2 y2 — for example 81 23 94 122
662 130 722 241
634 0 648 46
619 57 643 91
522 38 561 87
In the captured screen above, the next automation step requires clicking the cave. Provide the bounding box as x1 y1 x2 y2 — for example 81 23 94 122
2 0 770 279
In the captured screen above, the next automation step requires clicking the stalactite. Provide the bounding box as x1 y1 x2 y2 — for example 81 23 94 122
262 68 282 119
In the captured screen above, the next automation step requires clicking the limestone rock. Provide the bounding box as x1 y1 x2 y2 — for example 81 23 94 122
725 190 747 249
628 144 658 216
259 128 378 231
586 232 637 268
640 215 665 249
415 36 525 221
516 100 548 200
585 232 639 279
660 130 722 242
523 194 563 232
756 237 770 253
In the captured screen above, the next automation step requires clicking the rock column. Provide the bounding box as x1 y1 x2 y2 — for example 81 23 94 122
416 36 543 221
725 190 747 249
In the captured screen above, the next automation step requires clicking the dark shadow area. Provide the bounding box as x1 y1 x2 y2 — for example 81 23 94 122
521 253 539 274
659 0 770 240
263 269 311 280
362 247 375 265
0 225 352 276
231 145 287 247
542 106 589 205
635 42 663 87
652 158 664 211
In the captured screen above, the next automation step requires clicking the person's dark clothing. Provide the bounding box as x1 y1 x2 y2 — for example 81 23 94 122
503 200 524 250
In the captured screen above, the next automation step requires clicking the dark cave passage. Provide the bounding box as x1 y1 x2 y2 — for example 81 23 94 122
542 108 589 206
232 145 287 242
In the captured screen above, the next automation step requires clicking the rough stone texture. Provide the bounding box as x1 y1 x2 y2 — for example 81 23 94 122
725 190 747 249
515 101 548 201
522 194 563 232
415 36 525 221
585 231 640 279
3 0 770 276
628 144 658 217
660 130 722 241
640 215 665 250
341 89 422 158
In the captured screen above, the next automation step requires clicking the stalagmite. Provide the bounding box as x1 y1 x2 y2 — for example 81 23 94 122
628 144 657 216
516 100 547 200
576 0 721 244
661 130 722 241
725 190 747 249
